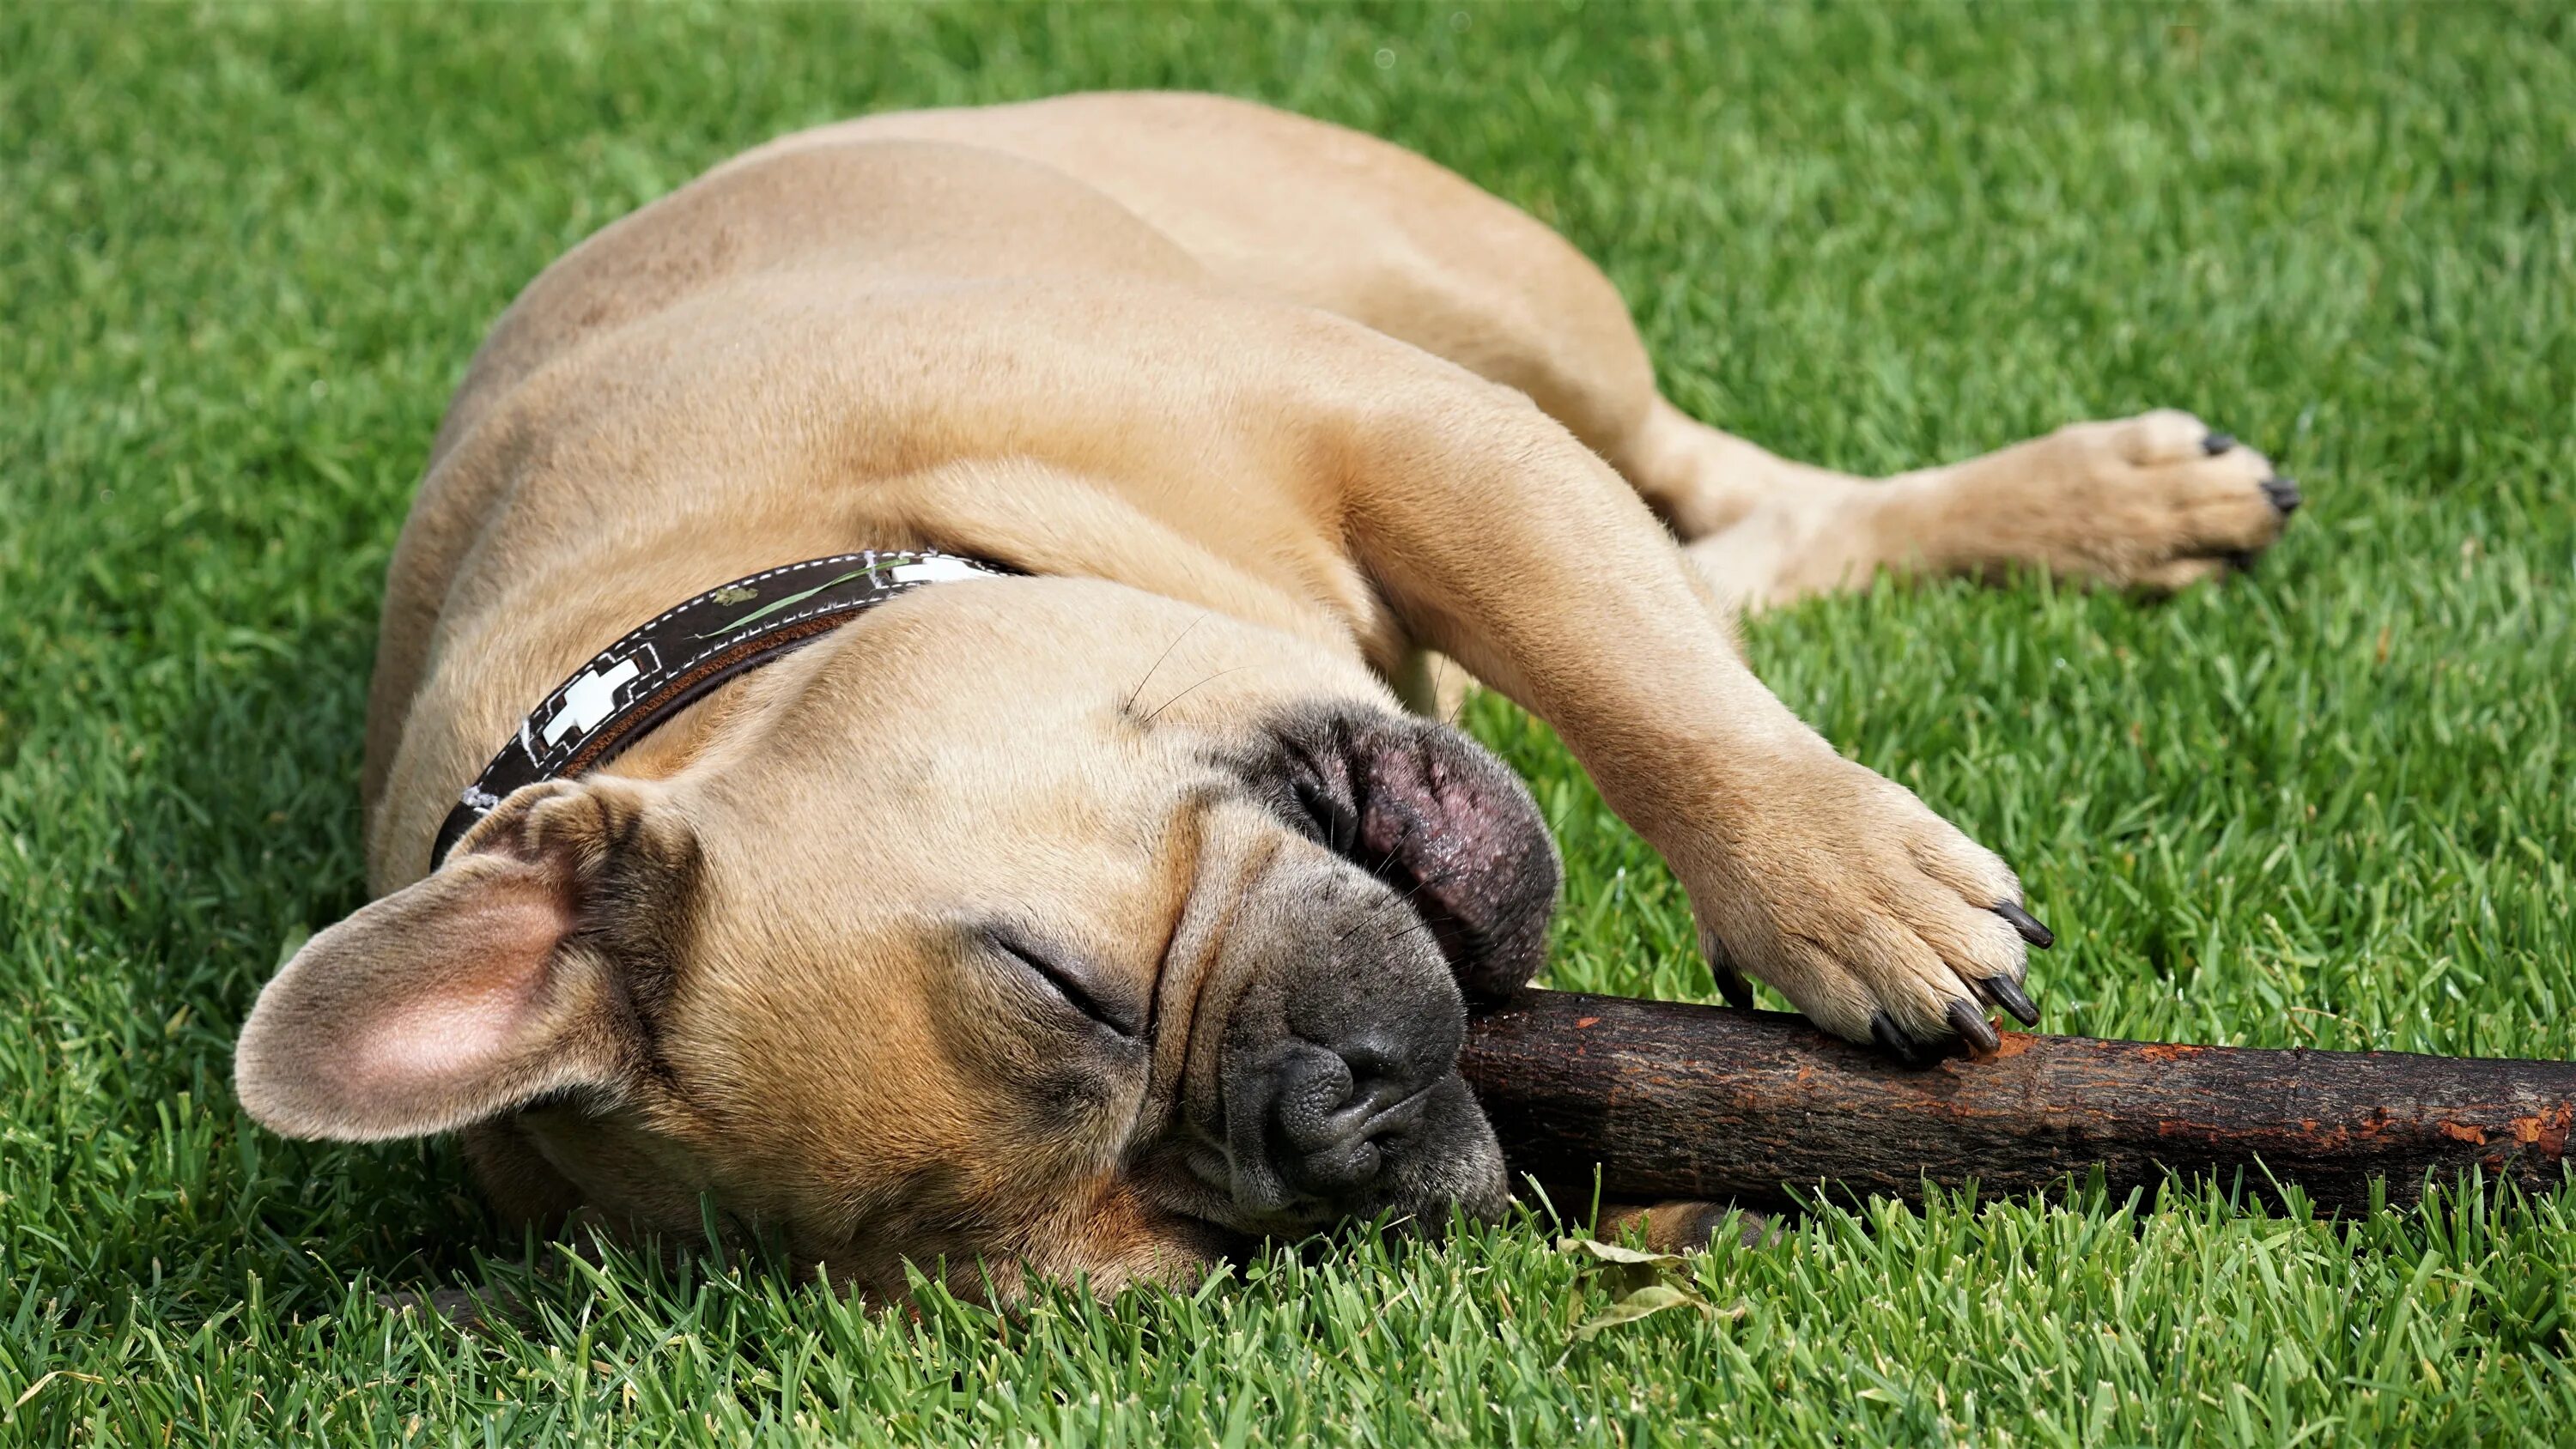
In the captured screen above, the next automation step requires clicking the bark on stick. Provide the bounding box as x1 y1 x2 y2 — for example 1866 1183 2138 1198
1460 991 2576 1214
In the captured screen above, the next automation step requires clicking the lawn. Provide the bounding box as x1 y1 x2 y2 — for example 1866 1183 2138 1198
4 1 2573 1443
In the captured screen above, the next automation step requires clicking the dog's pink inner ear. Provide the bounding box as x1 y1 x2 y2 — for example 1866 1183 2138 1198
234 854 615 1143
343 880 566 1092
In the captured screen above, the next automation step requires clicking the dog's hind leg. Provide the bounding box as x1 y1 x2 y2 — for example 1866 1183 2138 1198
1628 402 2302 609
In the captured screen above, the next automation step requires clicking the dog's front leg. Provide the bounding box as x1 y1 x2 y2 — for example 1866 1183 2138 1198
1341 383 2046 1053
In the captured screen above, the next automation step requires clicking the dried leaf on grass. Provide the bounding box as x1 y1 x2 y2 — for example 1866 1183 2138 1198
1570 1283 1708 1343
1555 1236 1686 1269
1554 1236 1746 1354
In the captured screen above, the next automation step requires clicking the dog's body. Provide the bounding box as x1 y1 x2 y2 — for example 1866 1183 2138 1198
238 94 2296 1294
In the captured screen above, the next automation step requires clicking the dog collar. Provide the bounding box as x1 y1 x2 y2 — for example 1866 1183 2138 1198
429 549 1012 869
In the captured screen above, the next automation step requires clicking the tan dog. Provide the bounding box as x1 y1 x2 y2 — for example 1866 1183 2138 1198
234 93 2298 1296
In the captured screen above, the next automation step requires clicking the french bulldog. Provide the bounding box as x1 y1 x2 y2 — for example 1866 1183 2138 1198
236 93 2297 1297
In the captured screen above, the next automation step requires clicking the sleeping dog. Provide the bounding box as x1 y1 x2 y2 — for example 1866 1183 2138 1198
235 93 2297 1296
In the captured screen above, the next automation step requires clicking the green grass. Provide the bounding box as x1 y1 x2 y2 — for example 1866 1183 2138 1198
4 1 2573 1443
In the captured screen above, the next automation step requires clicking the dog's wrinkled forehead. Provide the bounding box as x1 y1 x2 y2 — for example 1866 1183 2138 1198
658 571 1394 995
681 577 1396 827
642 576 1376 1020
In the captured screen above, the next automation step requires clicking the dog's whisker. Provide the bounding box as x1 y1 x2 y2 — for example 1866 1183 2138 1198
1140 664 1252 725
1374 914 1461 952
1327 821 1434 943
1336 878 1443 944
1122 612 1210 718
1366 818 1420 882
1334 860 1466 943
1380 912 1459 938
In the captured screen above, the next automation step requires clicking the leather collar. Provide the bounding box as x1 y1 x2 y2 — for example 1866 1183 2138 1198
429 549 1012 868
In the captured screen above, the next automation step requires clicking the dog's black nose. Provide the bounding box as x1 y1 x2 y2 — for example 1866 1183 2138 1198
1214 926 1467 1220
1255 1030 1442 1201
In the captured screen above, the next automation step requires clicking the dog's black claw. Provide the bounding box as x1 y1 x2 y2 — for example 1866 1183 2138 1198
2202 431 2237 456
1985 974 2041 1026
1993 900 2055 949
1869 1011 1921 1064
2261 476 2303 514
1710 956 1755 1010
1946 998 2001 1053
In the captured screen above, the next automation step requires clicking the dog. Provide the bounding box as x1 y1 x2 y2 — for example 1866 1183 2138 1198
234 92 2298 1297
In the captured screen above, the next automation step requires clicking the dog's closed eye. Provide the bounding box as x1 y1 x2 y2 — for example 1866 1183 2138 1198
985 928 1142 1039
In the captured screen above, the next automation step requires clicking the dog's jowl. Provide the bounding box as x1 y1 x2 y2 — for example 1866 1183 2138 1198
235 93 2297 1294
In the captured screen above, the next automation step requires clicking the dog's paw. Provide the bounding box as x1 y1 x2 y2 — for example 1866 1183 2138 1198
1907 409 2300 590
1688 753 2047 1059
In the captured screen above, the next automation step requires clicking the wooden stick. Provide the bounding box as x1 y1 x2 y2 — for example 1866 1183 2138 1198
1460 990 2576 1215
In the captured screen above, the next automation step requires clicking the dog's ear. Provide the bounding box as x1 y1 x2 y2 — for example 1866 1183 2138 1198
234 778 693 1142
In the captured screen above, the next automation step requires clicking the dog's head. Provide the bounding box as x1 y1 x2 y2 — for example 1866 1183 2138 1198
237 579 1559 1294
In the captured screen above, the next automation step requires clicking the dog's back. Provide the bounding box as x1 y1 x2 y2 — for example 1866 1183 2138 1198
432 132 1214 469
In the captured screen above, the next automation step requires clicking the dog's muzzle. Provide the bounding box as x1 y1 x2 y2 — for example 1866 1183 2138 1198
1196 710 1561 1225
